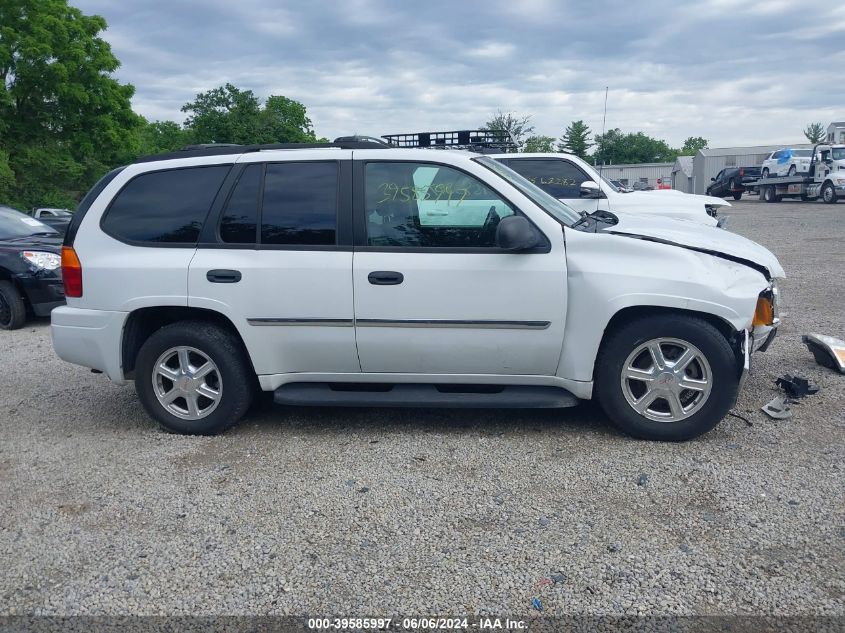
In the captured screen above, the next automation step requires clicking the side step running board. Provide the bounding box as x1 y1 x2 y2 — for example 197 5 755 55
273 383 578 408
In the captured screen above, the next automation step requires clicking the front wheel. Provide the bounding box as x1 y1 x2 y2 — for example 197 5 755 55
594 315 739 441
0 281 27 330
135 320 254 435
761 168 769 179
822 182 838 204
787 165 797 177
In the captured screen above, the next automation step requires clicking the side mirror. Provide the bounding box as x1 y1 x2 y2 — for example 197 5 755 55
579 181 602 198
496 216 540 252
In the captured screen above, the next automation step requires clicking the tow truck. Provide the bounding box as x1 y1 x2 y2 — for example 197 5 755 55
750 144 845 204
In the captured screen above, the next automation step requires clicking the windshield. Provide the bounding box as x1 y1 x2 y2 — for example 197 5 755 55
474 157 581 226
600 175 621 193
0 206 58 240
832 148 845 161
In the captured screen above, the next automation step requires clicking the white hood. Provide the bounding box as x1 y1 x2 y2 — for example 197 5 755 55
605 214 785 279
628 189 733 209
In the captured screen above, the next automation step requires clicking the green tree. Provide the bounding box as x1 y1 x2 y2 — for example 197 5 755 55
681 136 708 154
181 84 318 145
592 128 678 165
0 0 141 207
484 111 535 152
258 95 317 143
136 119 191 156
558 120 593 159
523 135 556 153
803 122 825 144
0 150 14 202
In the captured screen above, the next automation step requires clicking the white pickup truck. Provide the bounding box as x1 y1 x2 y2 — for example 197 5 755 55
491 153 731 227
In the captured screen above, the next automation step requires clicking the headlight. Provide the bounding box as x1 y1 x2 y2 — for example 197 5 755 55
835 178 845 185
21 250 61 271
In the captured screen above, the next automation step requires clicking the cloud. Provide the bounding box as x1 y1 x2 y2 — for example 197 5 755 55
75 0 845 147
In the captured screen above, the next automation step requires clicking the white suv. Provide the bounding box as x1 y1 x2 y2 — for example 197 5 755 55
52 142 784 441
761 148 813 178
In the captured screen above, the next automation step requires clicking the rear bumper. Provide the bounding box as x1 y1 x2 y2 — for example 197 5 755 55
51 306 128 383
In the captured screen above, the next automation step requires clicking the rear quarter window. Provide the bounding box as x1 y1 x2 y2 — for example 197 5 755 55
101 165 231 244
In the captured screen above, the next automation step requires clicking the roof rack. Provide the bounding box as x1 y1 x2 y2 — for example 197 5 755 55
133 138 391 164
381 129 518 153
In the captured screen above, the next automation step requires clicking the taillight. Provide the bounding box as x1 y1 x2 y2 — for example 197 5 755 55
61 246 83 297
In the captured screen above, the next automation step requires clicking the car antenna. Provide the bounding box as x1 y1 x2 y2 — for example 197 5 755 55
596 86 609 214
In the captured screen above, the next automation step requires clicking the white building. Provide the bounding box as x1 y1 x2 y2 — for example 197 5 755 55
671 156 694 193
594 162 673 189
827 122 845 144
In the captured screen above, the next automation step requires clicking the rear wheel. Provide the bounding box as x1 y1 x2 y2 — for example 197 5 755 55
762 185 781 203
729 178 742 200
0 281 27 330
822 182 838 204
595 315 739 441
135 321 253 435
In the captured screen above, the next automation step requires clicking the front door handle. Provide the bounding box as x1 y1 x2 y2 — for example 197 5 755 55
207 269 242 283
368 271 404 285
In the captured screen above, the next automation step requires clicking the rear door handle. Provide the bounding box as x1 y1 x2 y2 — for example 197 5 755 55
207 269 242 283
368 271 404 285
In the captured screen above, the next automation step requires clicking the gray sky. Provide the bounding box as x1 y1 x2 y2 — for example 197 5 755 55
75 0 845 148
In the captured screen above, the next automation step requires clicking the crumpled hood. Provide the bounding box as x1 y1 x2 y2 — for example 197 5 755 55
628 189 732 209
605 214 785 279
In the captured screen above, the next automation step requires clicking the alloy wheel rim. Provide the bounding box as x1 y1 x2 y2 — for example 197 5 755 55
620 337 713 423
152 346 222 420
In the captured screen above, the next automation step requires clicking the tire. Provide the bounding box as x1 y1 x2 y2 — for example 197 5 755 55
787 165 797 177
134 320 254 435
761 168 769 179
0 280 27 330
763 186 782 203
822 182 838 204
594 315 739 441
729 179 742 200
763 186 777 203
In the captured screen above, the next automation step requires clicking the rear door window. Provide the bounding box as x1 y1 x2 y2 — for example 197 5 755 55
261 162 338 246
102 165 230 244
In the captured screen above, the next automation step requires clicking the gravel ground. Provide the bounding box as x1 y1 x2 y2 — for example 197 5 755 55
0 198 843 619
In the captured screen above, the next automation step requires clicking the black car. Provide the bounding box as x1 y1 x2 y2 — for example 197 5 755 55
0 205 65 329
706 166 762 200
